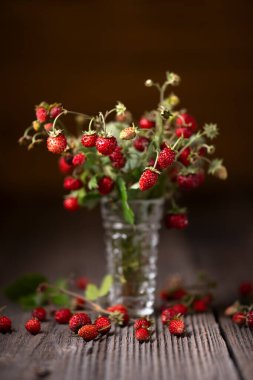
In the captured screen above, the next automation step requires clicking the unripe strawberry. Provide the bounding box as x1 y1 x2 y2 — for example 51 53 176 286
133 137 150 152
25 319 41 335
78 324 99 341
64 177 83 191
135 327 150 342
0 316 12 333
32 307 47 321
232 312 246 326
96 136 117 156
120 126 136 140
81 132 97 147
165 213 188 230
72 153 86 166
36 106 48 123
139 117 155 129
69 313 91 333
63 197 79 211
47 133 67 154
32 120 41 131
98 176 114 195
139 169 159 191
94 316 111 335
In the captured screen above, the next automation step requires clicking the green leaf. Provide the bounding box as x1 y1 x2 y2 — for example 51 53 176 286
117 177 135 224
85 284 99 301
88 176 98 190
5 273 47 302
79 192 101 209
99 275 113 298
50 293 70 307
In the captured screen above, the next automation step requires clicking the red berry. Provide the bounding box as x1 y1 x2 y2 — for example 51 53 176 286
133 137 150 152
139 169 159 191
63 197 79 211
239 282 253 297
44 123 53 132
139 117 155 129
176 127 193 138
198 147 207 156
109 146 126 169
161 308 177 325
172 288 187 300
0 316 12 333
96 136 117 156
135 327 150 342
64 176 83 191
134 318 151 330
94 316 111 335
50 105 63 119
232 312 246 326
175 113 197 138
160 290 169 301
246 311 253 327
36 106 48 123
107 304 129 326
165 214 189 230
177 172 205 190
32 307 47 321
72 153 86 166
173 304 188 315
74 297 85 308
78 324 99 341
69 313 91 333
193 299 208 313
75 277 89 290
47 133 67 154
201 294 213 306
157 147 175 169
98 176 114 195
58 157 73 174
25 319 41 335
168 318 185 336
179 147 191 166
81 132 97 147
55 308 72 324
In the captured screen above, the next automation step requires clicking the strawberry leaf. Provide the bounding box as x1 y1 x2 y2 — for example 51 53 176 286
99 275 113 298
85 284 99 301
5 273 47 302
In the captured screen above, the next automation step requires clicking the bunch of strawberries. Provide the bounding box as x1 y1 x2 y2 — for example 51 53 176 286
225 281 253 328
19 71 227 228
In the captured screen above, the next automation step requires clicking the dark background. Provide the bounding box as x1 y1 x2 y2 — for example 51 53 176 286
1 0 252 304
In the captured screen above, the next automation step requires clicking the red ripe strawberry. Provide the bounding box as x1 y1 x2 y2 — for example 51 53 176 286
107 304 129 326
0 316 12 333
193 299 208 313
201 294 213 306
32 307 47 321
50 105 63 119
58 156 73 174
175 113 197 139
157 147 175 169
64 176 83 191
63 197 79 211
198 146 207 156
98 176 114 195
75 277 89 290
47 133 67 154
25 319 41 335
139 117 155 129
109 146 126 169
81 132 97 147
72 153 86 166
165 213 189 230
168 318 185 336
134 318 151 330
172 288 187 300
176 127 193 138
74 297 85 309
69 313 91 333
239 282 253 296
55 308 72 324
179 147 191 166
135 327 150 342
246 311 253 327
78 324 99 341
173 304 188 315
36 106 48 123
139 169 159 191
96 136 117 156
94 316 111 335
232 312 246 326
133 137 150 152
160 290 169 301
177 172 205 190
161 308 177 325
44 123 53 132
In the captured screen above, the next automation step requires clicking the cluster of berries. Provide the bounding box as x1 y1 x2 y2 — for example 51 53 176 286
161 306 186 336
225 281 253 328
19 71 227 228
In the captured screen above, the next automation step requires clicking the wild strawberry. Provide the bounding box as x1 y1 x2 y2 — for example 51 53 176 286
246 311 253 327
64 176 83 191
139 169 159 191
116 111 132 123
44 123 53 132
74 297 85 309
109 146 126 169
198 146 207 156
75 277 89 290
173 304 188 315
72 153 86 166
107 304 128 314
50 104 63 119
232 312 246 326
135 327 150 342
161 308 176 325
160 290 169 301
119 126 136 140
165 213 189 230
172 288 187 300
107 304 129 326
139 117 155 129
69 313 91 333
0 316 12 333
157 147 175 169
239 282 253 297
25 319 41 335
36 106 48 123
78 324 99 341
32 120 41 131
133 137 150 152
175 113 197 138
32 307 47 321
177 172 205 190
193 299 208 313
81 132 97 147
98 176 114 195
63 197 79 211
55 308 72 324
47 133 67 154
94 316 111 335
225 303 240 317
58 157 73 174
179 147 191 166
134 318 151 330
201 294 213 306
168 318 185 336
96 136 117 156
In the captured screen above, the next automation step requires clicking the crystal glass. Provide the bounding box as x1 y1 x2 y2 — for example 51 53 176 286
101 198 164 317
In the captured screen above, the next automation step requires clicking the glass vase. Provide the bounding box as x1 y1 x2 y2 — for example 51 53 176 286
101 198 164 317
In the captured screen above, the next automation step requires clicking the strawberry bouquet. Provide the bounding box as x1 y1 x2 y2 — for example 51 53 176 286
19 71 227 315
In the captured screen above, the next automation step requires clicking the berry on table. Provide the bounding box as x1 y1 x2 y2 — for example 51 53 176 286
135 327 150 342
69 313 91 333
81 132 97 147
134 318 151 330
47 133 67 154
94 316 111 335
172 304 188 315
107 304 129 326
0 316 12 333
55 308 72 324
161 308 177 325
157 146 175 169
165 213 189 230
133 137 150 152
193 299 208 313
246 311 253 328
78 324 99 341
25 319 41 335
63 197 79 211
96 136 117 156
232 312 246 326
139 169 159 191
98 176 114 195
168 318 185 336
32 307 47 321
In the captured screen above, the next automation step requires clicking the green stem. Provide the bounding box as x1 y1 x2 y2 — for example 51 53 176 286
88 117 95 132
175 132 203 159
172 135 183 150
